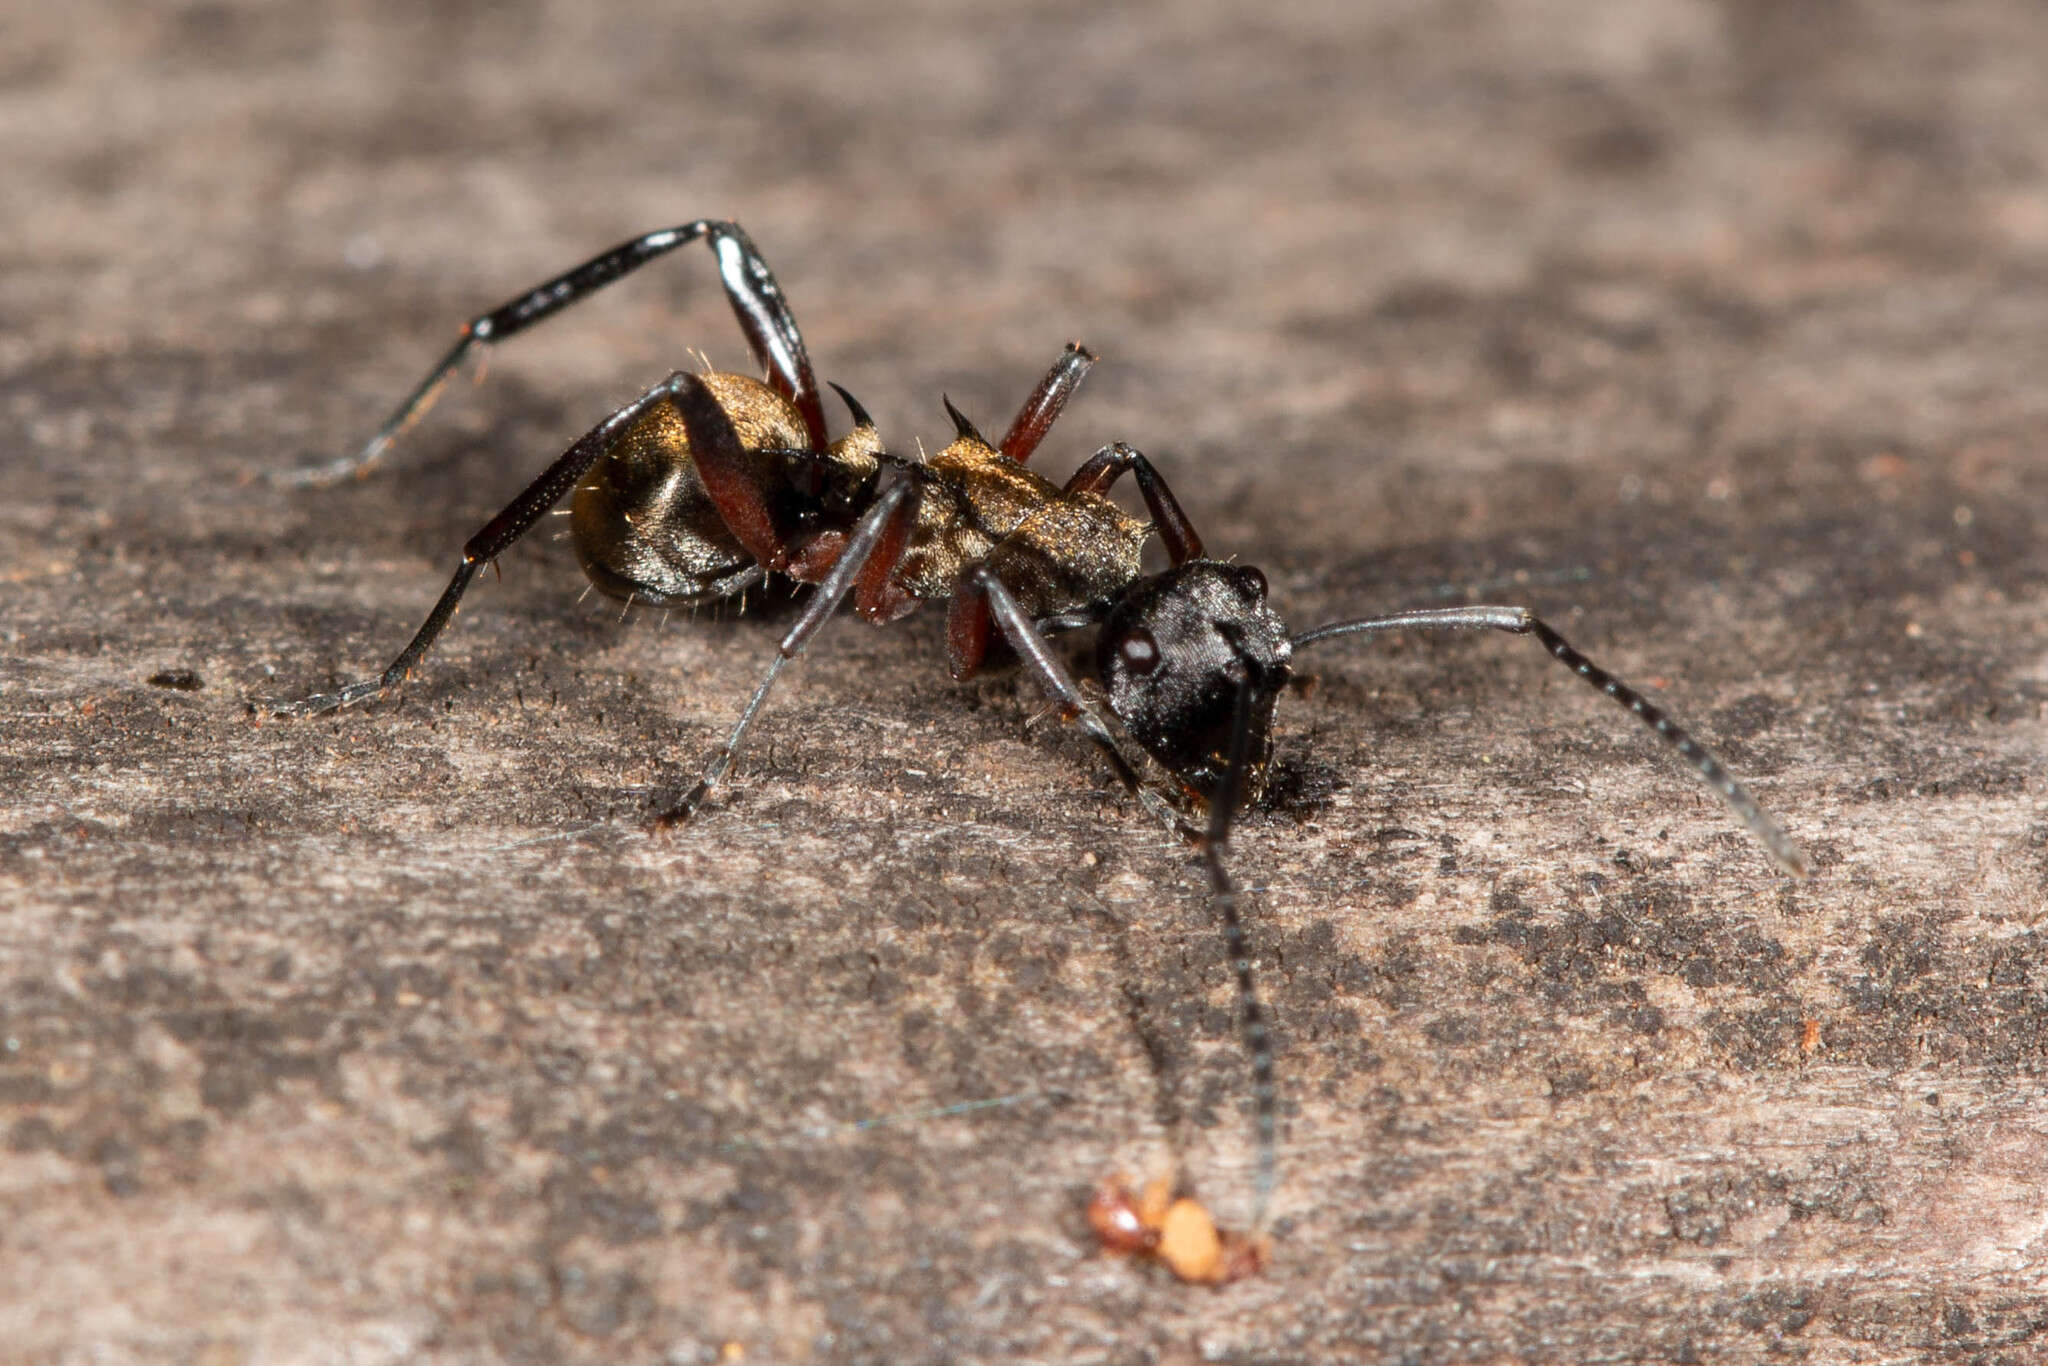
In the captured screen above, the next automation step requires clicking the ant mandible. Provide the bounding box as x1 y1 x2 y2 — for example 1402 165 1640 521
274 219 1808 1234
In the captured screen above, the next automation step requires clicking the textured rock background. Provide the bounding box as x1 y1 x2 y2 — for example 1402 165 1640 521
4 1 2046 1362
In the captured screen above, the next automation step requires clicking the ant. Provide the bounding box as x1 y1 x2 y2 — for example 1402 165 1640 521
273 219 1809 1236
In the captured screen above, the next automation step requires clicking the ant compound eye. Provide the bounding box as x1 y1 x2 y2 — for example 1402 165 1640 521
1239 566 1268 599
1119 628 1161 675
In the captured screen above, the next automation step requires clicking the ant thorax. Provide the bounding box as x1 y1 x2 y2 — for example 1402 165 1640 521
883 432 1150 623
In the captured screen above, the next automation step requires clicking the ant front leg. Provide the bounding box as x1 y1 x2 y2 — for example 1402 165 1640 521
651 479 921 828
275 371 720 716
963 566 1185 839
1290 605 1809 876
280 220 827 486
1062 444 1206 566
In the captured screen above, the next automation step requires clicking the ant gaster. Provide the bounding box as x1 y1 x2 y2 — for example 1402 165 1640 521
275 220 1808 1232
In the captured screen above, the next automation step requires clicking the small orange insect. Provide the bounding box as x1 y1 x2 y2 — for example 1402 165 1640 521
1086 1175 1269 1285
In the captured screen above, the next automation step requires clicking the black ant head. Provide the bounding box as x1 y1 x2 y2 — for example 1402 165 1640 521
1096 560 1293 808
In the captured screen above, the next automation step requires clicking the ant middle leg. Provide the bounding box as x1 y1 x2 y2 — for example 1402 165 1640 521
997 343 1096 463
1289 605 1809 876
281 220 827 487
650 479 922 828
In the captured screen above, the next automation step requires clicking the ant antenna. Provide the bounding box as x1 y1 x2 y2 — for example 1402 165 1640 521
1201 670 1279 1230
1290 606 1808 876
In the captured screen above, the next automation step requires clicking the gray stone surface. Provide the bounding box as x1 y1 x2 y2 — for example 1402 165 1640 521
4 1 2046 1361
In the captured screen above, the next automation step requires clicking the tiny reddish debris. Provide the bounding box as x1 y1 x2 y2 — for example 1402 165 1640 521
1085 1176 1161 1255
1087 1174 1269 1285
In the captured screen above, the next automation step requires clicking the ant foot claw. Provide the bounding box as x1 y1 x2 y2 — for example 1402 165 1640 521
648 782 713 831
272 680 384 717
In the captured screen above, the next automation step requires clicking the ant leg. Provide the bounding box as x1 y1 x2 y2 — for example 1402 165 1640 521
965 566 1183 838
1290 606 1809 876
667 368 805 573
275 371 714 716
281 219 826 486
851 483 924 620
652 479 920 827
997 343 1097 463
1061 444 1206 565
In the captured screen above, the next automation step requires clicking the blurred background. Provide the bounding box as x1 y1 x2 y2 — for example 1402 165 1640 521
4 2 2046 1361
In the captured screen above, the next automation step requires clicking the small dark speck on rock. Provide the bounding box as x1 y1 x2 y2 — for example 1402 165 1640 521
147 669 204 691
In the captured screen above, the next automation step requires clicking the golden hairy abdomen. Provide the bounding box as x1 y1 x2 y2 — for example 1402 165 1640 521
569 372 809 605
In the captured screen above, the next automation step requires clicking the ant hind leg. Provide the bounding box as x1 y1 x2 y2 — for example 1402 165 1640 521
278 220 826 487
275 372 718 716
